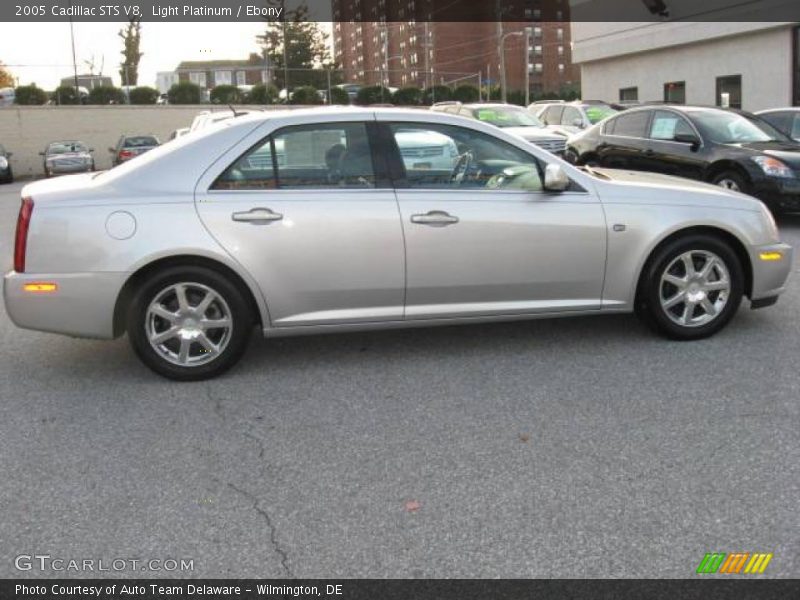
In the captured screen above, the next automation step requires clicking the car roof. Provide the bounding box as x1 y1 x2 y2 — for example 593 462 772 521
755 107 800 114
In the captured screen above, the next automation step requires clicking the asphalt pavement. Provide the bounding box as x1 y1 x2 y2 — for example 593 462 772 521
0 179 797 578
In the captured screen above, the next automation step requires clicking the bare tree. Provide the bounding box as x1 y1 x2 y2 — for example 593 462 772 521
119 19 143 86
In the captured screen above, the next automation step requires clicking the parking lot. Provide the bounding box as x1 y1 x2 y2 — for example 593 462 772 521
0 178 798 578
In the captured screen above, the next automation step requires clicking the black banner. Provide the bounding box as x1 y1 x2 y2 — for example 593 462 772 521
3 579 800 600
2 0 800 22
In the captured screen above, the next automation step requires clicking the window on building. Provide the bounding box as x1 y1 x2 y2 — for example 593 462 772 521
533 45 542 56
236 71 246 86
215 71 232 86
558 64 565 75
533 27 542 38
534 63 543 73
558 45 564 56
619 87 638 102
556 28 564 41
189 72 207 87
664 81 686 104
716 75 742 109
794 26 800 105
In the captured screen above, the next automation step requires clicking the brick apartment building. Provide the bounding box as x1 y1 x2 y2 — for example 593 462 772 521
332 0 579 95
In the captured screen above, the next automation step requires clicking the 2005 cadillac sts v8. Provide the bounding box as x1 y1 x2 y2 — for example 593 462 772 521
3 108 793 380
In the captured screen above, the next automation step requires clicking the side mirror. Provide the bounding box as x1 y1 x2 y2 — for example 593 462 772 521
38 151 45 156
544 163 570 192
88 148 94 152
572 118 585 128
674 132 700 148
108 147 115 153
6 152 12 157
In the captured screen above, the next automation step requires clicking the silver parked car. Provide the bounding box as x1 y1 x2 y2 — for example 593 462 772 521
432 102 567 155
40 141 95 177
4 108 793 380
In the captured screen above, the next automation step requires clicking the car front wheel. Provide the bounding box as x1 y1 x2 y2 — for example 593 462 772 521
126 266 254 380
637 235 744 340
711 170 749 194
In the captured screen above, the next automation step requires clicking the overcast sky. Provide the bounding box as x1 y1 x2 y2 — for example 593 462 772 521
0 22 332 89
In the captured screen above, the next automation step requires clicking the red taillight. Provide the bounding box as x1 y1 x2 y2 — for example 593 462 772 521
119 150 134 160
14 197 33 273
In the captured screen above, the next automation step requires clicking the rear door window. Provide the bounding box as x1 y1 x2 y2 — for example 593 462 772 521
649 111 696 141
212 122 377 190
609 111 651 138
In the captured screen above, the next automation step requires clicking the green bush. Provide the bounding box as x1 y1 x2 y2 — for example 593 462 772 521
391 87 422 106
168 81 202 105
452 85 480 103
248 83 279 104
87 85 126 105
52 85 81 105
210 85 243 104
355 85 392 105
329 86 350 105
290 86 323 105
421 85 453 105
128 86 159 104
14 84 48 105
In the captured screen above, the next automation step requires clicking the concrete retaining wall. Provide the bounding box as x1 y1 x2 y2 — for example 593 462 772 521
0 105 281 179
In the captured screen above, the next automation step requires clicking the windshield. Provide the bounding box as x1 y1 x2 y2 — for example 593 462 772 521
48 142 88 154
693 111 786 144
472 107 545 128
123 136 159 147
583 105 618 124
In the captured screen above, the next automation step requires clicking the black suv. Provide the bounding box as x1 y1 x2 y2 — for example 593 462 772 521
567 105 800 213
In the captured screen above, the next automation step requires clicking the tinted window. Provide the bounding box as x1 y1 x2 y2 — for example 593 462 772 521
649 111 696 140
123 136 159 147
561 106 582 126
609 111 650 138
758 111 798 139
692 111 785 143
542 105 563 125
213 122 376 190
472 106 545 128
664 81 686 104
389 123 543 191
716 75 742 109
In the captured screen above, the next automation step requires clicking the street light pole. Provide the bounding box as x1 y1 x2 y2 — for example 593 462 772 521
499 30 523 103
68 0 79 94
524 27 532 106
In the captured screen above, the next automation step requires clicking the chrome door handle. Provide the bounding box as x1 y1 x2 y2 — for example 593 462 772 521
410 211 459 226
231 208 283 223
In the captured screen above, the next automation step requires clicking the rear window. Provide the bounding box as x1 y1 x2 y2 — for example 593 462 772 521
123 136 159 147
608 111 650 138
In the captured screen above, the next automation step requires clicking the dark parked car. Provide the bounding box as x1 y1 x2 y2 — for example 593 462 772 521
110 134 160 166
40 141 95 177
566 105 800 214
0 143 13 184
755 108 800 143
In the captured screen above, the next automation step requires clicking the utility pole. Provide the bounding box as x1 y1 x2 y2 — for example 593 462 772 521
499 30 523 103
524 27 532 106
68 0 79 94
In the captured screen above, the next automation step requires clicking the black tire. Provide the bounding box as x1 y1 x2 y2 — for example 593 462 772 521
711 170 749 195
636 234 744 340
564 148 579 165
126 265 254 380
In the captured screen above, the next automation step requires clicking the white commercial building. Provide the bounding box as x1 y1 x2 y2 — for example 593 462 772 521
572 16 799 112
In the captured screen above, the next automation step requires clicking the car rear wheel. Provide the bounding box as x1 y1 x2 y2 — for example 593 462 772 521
637 235 743 340
126 266 254 380
711 170 749 194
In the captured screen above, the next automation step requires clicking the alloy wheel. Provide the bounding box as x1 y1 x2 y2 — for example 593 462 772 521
659 250 731 328
145 282 233 367
716 178 741 191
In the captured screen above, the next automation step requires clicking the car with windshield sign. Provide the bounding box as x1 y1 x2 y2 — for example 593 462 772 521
565 105 800 214
530 100 618 137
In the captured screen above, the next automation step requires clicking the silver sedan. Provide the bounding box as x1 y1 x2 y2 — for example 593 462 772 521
4 108 793 380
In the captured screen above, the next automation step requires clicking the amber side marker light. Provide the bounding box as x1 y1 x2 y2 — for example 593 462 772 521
23 282 58 293
759 252 783 261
